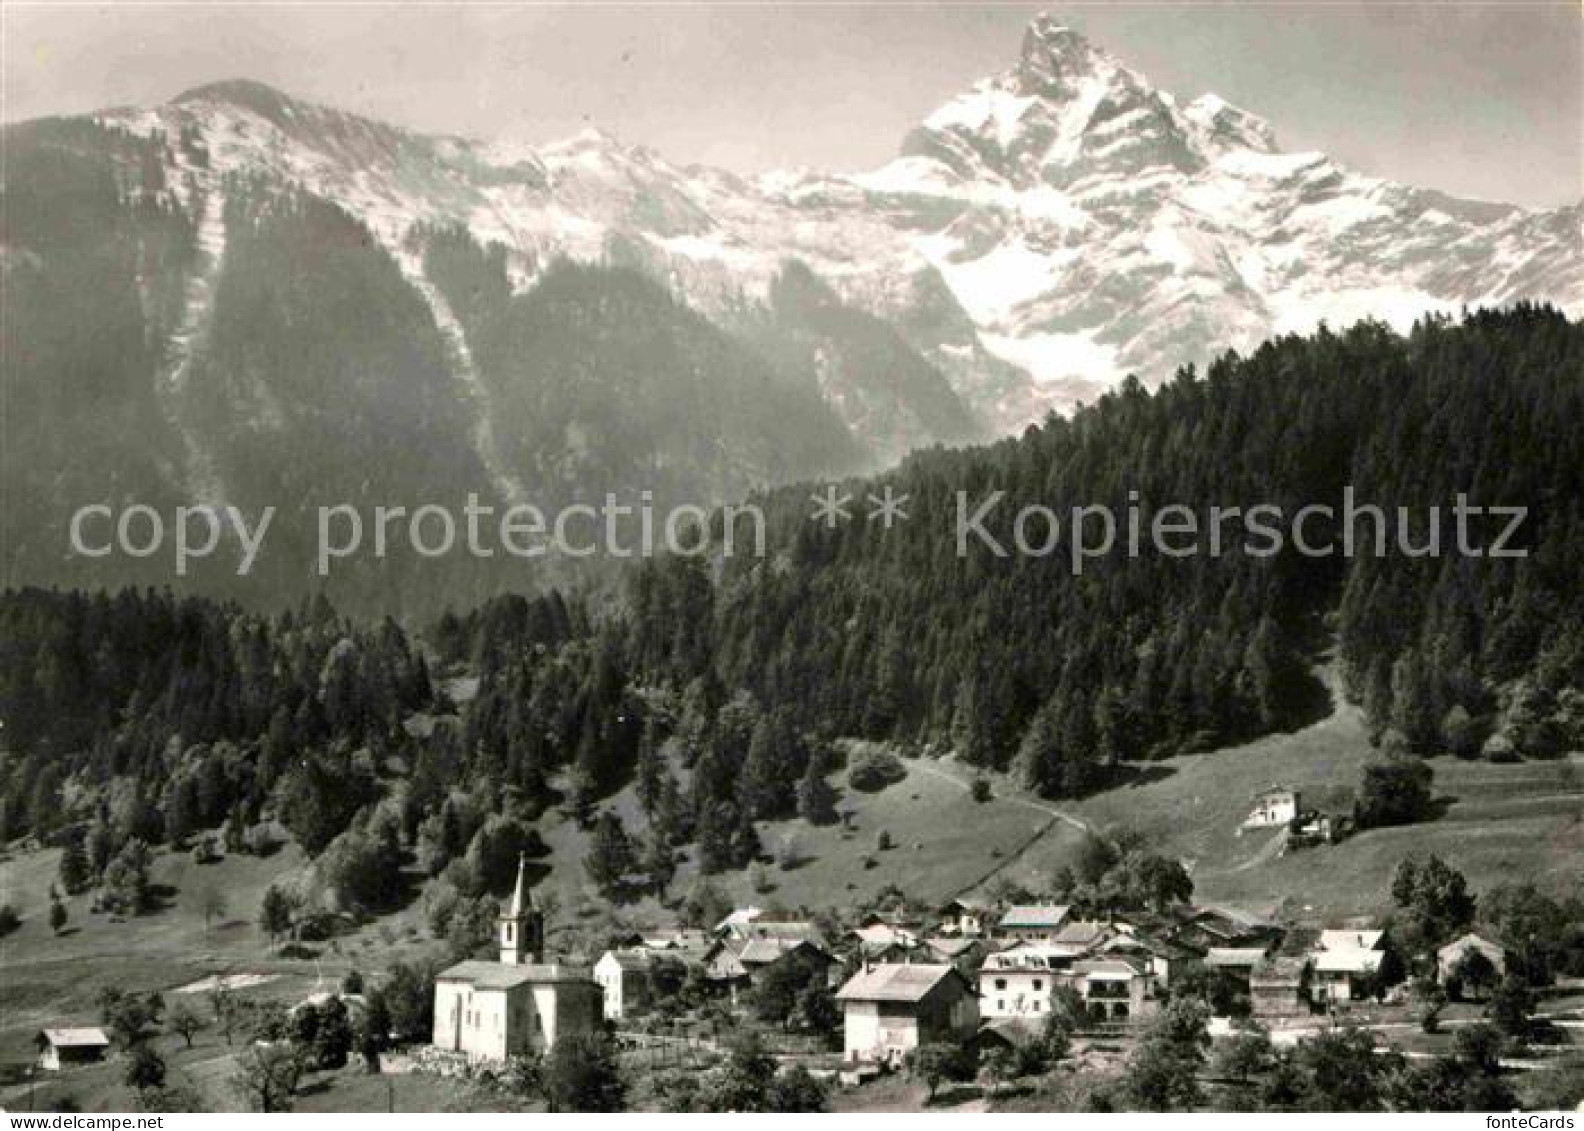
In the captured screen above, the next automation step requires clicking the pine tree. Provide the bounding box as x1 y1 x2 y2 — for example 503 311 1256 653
795 747 838 825
58 830 92 894
583 812 637 899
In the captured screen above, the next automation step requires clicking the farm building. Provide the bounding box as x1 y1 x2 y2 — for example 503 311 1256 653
36 1028 110 1071
1243 788 1300 828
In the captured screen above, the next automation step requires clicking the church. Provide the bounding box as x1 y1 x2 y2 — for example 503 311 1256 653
431 857 603 1061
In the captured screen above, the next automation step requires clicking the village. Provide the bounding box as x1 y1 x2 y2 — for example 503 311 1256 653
20 832 1583 1114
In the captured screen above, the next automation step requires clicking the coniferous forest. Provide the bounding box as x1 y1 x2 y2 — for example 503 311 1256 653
2 306 1580 892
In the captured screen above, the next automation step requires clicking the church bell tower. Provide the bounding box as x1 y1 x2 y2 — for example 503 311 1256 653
498 854 543 965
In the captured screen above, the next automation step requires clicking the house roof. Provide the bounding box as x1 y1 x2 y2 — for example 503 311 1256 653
1312 948 1385 974
437 960 594 989
1099 932 1191 960
743 920 826 946
714 907 763 933
598 948 656 972
642 928 710 948
1073 955 1149 979
1205 947 1271 969
1319 929 1384 952
981 1018 1044 1048
853 923 919 947
1191 904 1278 932
837 963 962 1004
1051 921 1110 946
986 941 1089 969
858 940 921 963
925 937 982 959
738 938 828 967
941 896 991 913
38 1028 110 1049
1437 932 1508 960
1250 956 1308 987
997 904 1071 930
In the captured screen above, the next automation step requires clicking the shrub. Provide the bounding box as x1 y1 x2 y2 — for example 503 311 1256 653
847 750 906 794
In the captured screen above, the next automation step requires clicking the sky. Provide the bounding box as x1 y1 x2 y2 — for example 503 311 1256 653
3 2 1580 208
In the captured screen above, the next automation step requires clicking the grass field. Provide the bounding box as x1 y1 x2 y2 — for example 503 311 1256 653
519 666 1578 932
529 746 1084 922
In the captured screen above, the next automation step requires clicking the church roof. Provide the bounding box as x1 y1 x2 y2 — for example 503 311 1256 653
437 960 593 989
506 853 532 919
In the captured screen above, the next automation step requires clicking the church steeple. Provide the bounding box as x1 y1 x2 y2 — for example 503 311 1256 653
498 854 543 965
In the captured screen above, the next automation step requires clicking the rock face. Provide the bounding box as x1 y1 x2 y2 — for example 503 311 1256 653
2 14 1580 603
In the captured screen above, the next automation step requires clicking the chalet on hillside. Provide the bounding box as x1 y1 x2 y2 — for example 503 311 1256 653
36 1028 110 1071
1243 787 1300 828
836 963 978 1065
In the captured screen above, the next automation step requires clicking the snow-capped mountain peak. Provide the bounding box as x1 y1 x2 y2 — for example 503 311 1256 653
1016 14 1109 92
54 13 1584 443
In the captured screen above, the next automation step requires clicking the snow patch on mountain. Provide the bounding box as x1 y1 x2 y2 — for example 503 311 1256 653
88 15 1584 440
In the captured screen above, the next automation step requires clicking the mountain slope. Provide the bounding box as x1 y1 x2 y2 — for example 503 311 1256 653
2 15 1581 611
75 15 1584 432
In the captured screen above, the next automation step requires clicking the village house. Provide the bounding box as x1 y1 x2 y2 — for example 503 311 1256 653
431 858 603 1061
836 963 979 1065
1319 928 1385 952
1173 905 1283 952
924 935 988 975
993 904 1072 942
976 1017 1046 1059
855 937 921 966
1204 946 1275 996
1288 807 1341 849
1052 919 1113 948
593 948 655 1020
1250 956 1311 1020
936 896 992 937
1095 930 1191 988
1437 932 1509 992
640 927 711 954
713 906 765 937
978 941 1088 1019
1308 929 1389 1006
705 935 835 998
1243 787 1300 829
35 1028 110 1071
1071 955 1160 1022
852 919 921 952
